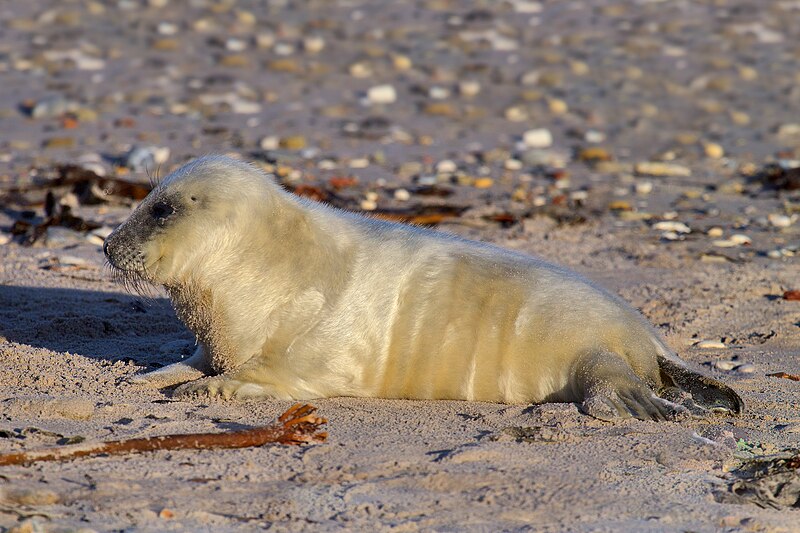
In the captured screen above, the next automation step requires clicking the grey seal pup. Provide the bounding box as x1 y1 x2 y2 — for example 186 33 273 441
104 155 743 421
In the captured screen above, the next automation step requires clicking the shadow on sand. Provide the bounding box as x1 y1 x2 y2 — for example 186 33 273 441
0 285 193 366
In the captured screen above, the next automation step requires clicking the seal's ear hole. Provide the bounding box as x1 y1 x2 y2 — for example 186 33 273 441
190 196 197 202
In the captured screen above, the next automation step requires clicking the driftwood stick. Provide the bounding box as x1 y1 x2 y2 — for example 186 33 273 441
0 403 327 467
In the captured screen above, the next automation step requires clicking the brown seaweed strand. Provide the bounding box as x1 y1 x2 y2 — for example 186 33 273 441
0 404 327 467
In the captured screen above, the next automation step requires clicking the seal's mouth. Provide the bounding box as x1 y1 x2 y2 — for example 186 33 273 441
105 259 159 297
103 232 162 295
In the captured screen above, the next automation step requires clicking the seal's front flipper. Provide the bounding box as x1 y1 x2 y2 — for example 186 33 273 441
173 372 295 401
576 351 677 422
657 355 744 415
129 346 210 388
173 375 278 400
172 356 296 401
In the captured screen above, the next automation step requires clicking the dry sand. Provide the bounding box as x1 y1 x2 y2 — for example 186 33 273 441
1 0 799 531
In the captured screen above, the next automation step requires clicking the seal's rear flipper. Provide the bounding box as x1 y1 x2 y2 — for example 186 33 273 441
657 356 744 414
577 350 675 421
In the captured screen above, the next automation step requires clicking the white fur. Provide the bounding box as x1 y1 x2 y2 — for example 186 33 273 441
119 156 682 406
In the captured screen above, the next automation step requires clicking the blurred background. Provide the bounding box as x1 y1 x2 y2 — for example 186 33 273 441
1 0 798 246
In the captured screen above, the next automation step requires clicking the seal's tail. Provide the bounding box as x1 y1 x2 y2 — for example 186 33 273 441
657 355 744 414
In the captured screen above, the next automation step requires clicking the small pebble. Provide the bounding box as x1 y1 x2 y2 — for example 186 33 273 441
696 340 726 349
230 100 261 114
777 123 800 138
360 199 377 211
577 147 611 162
394 189 410 201
473 178 494 188
570 60 589 75
273 43 295 56
703 142 725 159
367 85 397 105
42 137 75 149
459 80 481 97
77 153 107 176
349 158 369 169
570 190 588 202
634 162 692 177
503 159 523 171
236 10 256 25
736 364 756 374
255 32 275 49
125 145 170 171
767 249 783 259
280 136 306 150
522 128 553 148
676 133 698 146
429 86 450 100
715 361 737 371
767 213 794 228
654 221 691 234
58 255 89 267
392 55 412 70
303 36 325 54
219 54 250 68
712 234 752 248
29 96 79 118
436 160 457 173
86 234 104 246
584 130 606 143
349 62 372 78
260 136 279 150
707 227 724 238
608 200 632 211
635 181 653 195
157 22 178 35
738 66 758 81
423 102 456 116
729 110 750 125
510 0 542 13
547 98 568 115
504 106 528 122
91 226 114 240
226 38 247 52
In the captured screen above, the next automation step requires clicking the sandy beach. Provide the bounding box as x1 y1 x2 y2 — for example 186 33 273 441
1 0 799 531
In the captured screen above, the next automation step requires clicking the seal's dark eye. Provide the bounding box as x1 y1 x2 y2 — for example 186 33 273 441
152 201 174 222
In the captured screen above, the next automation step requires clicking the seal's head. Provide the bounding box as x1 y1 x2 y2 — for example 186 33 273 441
104 155 278 289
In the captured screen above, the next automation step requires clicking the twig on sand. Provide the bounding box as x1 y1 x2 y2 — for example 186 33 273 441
767 372 800 382
0 404 327 467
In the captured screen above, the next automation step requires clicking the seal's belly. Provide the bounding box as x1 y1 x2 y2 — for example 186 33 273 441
357 256 574 403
